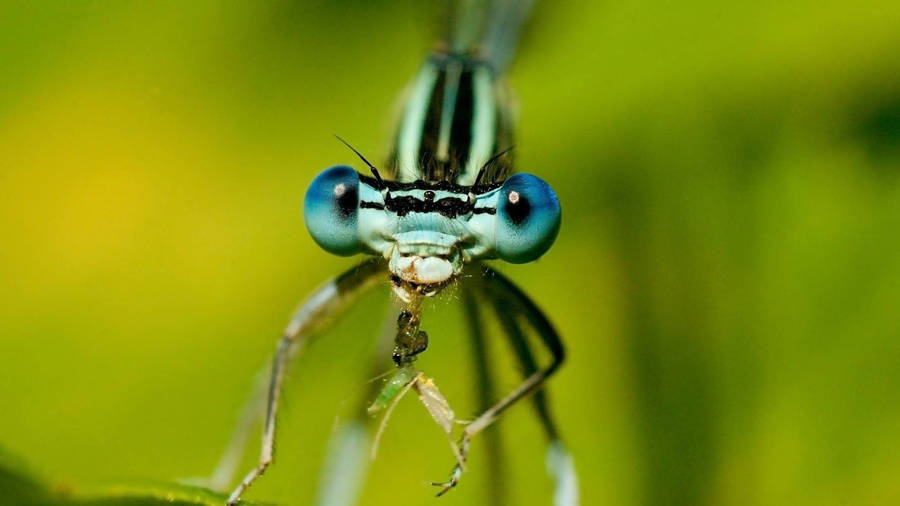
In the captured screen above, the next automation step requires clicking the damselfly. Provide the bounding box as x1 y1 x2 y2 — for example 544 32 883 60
211 1 579 504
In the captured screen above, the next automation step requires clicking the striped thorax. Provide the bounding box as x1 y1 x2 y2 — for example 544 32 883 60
387 52 513 186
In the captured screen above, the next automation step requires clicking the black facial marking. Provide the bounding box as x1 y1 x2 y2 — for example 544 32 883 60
357 175 499 218
359 201 384 210
376 195 496 218
388 195 472 218
359 174 502 194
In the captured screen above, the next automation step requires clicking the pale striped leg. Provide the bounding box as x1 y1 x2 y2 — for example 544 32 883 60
180 366 267 491
226 258 385 505
205 367 269 491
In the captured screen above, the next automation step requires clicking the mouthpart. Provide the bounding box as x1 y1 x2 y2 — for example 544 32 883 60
387 249 461 302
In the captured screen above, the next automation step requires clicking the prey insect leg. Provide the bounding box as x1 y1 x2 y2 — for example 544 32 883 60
368 366 466 469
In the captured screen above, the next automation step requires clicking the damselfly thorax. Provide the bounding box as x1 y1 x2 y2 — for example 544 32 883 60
305 51 560 302
387 52 514 185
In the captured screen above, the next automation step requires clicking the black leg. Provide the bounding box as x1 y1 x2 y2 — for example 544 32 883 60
468 269 579 506
462 285 508 506
483 276 562 441
430 265 566 495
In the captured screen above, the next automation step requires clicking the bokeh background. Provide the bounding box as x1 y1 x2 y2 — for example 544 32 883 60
2 1 899 505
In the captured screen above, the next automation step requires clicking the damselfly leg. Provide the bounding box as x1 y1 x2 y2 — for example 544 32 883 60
226 258 385 506
485 272 580 506
462 286 508 506
429 266 575 502
206 368 269 491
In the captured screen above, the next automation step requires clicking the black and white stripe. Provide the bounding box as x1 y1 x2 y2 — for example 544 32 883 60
387 52 514 186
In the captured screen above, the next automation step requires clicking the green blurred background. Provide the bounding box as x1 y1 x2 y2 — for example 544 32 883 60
2 1 899 505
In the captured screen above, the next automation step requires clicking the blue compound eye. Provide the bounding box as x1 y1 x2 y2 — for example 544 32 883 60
303 166 361 256
495 173 561 263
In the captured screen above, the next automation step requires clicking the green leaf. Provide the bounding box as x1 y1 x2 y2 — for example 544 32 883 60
0 447 52 505
0 448 263 506
70 482 237 506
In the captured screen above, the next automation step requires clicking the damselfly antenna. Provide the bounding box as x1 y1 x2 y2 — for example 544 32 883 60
334 134 386 190
474 145 514 188
468 146 515 207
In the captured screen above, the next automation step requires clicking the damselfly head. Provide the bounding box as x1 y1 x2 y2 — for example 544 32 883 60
303 166 561 301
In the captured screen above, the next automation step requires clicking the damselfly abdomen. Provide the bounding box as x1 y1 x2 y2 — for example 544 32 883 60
213 2 579 504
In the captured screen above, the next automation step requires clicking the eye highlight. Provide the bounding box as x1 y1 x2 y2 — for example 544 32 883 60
303 165 361 256
495 173 561 263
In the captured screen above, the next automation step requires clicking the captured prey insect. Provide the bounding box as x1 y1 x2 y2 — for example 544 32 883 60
211 1 579 505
